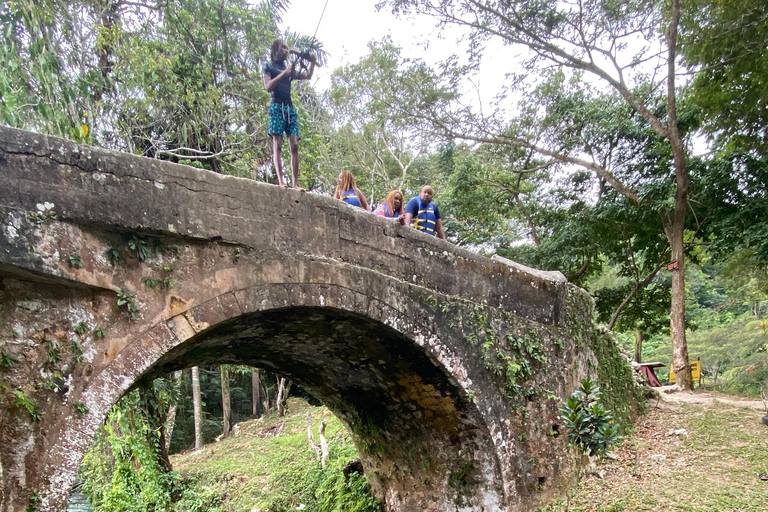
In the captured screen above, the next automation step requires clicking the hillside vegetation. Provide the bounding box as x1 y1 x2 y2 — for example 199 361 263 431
167 394 768 512
169 398 381 512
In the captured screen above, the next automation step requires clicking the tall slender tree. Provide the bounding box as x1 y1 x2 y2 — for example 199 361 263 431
191 365 203 450
252 368 262 418
220 365 231 438
383 0 696 387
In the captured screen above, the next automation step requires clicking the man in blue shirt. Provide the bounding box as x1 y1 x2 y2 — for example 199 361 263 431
404 186 446 239
262 40 315 189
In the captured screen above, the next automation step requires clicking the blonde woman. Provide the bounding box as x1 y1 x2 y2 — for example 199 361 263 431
374 189 406 225
334 171 370 211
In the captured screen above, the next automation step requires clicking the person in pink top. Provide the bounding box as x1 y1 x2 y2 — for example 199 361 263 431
374 190 406 225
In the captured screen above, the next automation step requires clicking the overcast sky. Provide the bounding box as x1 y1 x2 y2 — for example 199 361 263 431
280 0 515 111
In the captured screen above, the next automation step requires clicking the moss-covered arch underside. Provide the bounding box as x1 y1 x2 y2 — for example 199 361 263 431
143 305 503 508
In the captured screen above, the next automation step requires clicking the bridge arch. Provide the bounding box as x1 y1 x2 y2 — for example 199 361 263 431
55 280 507 511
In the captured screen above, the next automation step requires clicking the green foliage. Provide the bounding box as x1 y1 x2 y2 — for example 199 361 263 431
46 344 62 364
105 244 123 267
682 0 768 154
39 375 61 392
128 236 151 262
0 0 297 177
716 364 768 398
641 260 768 393
143 273 174 291
94 327 106 339
142 276 159 289
167 478 225 512
28 210 58 225
69 254 83 268
116 290 139 319
700 155 768 263
313 460 382 512
14 390 41 421
0 348 19 368
589 327 645 428
81 383 178 512
168 366 273 452
25 490 40 512
479 329 550 400
75 321 89 336
324 39 454 198
560 378 622 457
74 401 89 417
166 397 381 512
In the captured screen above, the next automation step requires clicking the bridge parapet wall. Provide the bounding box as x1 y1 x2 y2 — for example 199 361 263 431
0 126 640 512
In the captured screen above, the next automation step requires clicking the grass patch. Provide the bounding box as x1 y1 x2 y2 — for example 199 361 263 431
170 398 381 511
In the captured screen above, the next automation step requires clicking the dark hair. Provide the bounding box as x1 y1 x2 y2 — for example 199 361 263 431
270 40 284 62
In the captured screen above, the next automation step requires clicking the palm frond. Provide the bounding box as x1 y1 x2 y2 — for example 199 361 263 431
284 32 329 67
267 0 291 24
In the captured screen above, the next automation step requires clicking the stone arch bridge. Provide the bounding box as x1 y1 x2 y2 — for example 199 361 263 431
0 126 638 512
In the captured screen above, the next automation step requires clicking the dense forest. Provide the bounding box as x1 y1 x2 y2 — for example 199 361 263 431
1 0 767 509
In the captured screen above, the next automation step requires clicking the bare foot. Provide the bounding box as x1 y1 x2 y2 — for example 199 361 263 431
293 186 306 192
279 183 290 188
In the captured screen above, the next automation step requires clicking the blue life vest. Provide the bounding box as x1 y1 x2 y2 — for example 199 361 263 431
340 189 361 208
411 198 438 235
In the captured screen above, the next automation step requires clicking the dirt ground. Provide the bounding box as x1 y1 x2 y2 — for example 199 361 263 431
543 389 768 512
657 386 767 411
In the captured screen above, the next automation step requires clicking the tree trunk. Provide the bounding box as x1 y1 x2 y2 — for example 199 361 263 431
261 372 271 415
664 0 693 391
164 402 178 454
164 370 183 454
634 330 643 364
94 0 117 102
664 205 692 390
608 262 665 331
137 379 172 472
319 419 329 468
252 368 261 418
221 365 231 438
192 366 204 450
307 411 321 458
276 376 292 417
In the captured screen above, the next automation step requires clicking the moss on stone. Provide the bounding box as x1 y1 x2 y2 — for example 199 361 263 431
590 329 645 431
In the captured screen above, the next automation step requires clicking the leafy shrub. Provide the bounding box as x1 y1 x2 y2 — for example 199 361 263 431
715 364 768 398
80 388 178 512
314 468 382 512
14 390 41 421
560 377 621 457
